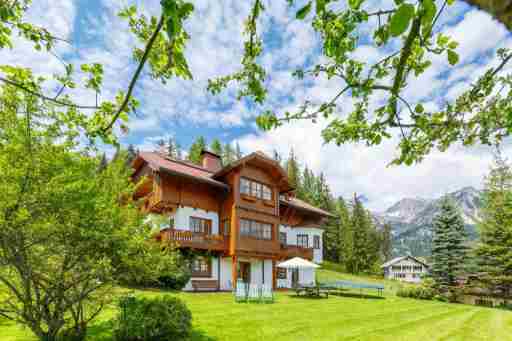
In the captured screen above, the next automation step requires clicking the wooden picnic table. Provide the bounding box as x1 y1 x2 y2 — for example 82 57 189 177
295 285 329 298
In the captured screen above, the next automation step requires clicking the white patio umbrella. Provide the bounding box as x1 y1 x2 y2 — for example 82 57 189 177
277 257 320 269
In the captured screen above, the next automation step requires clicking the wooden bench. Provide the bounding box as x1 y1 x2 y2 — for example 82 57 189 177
191 280 218 291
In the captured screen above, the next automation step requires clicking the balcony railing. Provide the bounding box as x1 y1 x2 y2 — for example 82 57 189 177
280 243 314 260
157 228 228 251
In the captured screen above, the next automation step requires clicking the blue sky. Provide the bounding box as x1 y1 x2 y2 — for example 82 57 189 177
2 0 511 210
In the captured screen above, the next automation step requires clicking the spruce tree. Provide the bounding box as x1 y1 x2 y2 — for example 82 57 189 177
235 142 243 160
325 197 350 264
175 141 182 160
476 153 512 299
210 139 223 159
381 223 393 261
350 194 370 274
188 136 206 165
222 143 236 165
285 148 300 190
126 144 137 165
167 136 176 158
431 197 467 293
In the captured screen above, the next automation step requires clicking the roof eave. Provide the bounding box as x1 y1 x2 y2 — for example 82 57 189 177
158 166 230 191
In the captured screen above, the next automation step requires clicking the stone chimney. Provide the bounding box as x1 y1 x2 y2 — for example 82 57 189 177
201 150 222 172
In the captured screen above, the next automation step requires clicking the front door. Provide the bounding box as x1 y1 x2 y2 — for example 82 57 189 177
291 269 299 288
238 262 251 284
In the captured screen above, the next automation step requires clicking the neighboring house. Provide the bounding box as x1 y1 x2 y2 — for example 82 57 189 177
381 256 429 283
132 150 332 291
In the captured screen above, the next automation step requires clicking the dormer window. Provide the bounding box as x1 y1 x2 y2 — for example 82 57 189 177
240 177 272 200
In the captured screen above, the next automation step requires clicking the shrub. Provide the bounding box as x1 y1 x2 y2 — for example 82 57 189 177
396 286 436 300
158 267 191 290
112 294 192 341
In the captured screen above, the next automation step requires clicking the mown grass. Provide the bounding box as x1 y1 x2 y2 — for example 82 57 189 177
1 268 512 340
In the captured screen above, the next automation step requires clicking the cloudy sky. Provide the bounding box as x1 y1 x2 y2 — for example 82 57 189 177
3 0 512 210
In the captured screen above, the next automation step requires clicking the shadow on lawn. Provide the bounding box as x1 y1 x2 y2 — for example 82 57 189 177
288 292 384 300
85 321 218 341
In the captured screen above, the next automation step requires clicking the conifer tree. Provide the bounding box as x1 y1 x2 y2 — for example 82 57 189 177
285 149 300 190
167 136 176 158
235 142 243 160
210 139 223 159
325 197 350 264
175 141 182 160
350 195 370 274
222 143 236 165
476 153 512 299
126 144 137 165
381 223 393 261
431 197 467 293
188 136 206 165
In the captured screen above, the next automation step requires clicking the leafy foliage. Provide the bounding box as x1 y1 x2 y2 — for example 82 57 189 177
112 294 192 341
210 0 512 166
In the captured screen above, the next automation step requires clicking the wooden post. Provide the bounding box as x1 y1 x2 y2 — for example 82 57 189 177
232 255 237 290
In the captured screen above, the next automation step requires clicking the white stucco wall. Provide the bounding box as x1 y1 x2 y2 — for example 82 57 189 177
279 225 324 263
174 206 219 234
220 257 233 290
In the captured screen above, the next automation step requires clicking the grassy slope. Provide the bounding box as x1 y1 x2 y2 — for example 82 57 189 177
2 268 512 341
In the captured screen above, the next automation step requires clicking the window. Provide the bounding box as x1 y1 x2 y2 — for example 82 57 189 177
277 268 287 279
313 235 320 249
191 257 211 277
279 232 287 245
240 177 272 201
240 219 272 240
391 265 401 272
297 234 309 248
240 178 251 195
413 265 422 272
189 217 211 234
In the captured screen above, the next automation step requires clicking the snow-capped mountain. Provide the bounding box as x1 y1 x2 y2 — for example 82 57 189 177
377 186 483 257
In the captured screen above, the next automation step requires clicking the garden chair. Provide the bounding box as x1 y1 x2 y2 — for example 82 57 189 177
261 284 274 303
235 281 247 302
248 284 260 302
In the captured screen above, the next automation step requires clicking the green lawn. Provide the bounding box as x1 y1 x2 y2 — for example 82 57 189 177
2 269 512 340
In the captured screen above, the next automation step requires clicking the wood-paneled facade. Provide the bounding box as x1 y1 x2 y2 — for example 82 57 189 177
132 150 331 290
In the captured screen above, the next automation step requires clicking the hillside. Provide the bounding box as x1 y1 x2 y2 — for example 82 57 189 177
375 187 483 257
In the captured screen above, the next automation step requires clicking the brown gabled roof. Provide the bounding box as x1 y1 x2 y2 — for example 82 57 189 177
134 152 228 189
213 151 292 192
280 197 334 218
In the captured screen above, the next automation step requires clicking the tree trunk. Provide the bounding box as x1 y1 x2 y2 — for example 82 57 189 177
463 0 512 30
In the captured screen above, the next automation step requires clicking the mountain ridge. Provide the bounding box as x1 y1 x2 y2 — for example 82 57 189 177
375 186 483 256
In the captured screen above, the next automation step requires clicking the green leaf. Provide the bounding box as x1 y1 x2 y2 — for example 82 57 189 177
296 1 312 19
348 0 363 10
414 103 424 113
389 3 415 37
316 0 326 13
447 49 459 65
447 0 455 4
421 0 436 37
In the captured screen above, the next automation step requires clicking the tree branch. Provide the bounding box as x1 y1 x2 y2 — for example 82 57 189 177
100 14 166 133
0 77 100 109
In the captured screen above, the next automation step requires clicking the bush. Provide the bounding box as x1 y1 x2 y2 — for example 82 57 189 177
396 286 436 300
158 267 191 290
112 294 192 341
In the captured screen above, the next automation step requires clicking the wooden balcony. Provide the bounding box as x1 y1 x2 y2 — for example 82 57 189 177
156 228 228 252
279 244 314 260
